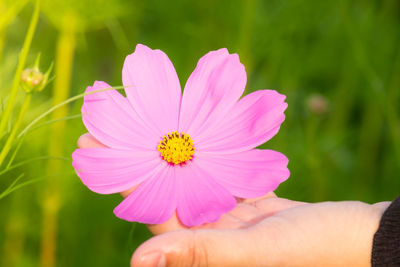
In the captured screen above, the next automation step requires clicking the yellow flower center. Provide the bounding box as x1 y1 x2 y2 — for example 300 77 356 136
157 131 195 165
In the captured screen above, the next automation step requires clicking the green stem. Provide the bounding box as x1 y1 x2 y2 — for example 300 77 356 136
41 19 76 264
238 0 256 95
0 173 25 200
0 27 4 67
17 86 125 139
6 134 25 168
0 171 75 200
0 156 69 177
0 0 30 31
306 114 325 200
0 94 31 167
0 0 40 138
30 114 82 133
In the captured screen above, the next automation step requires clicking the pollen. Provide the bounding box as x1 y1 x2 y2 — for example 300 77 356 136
157 131 195 165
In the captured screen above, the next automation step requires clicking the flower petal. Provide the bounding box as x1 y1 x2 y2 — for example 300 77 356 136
178 48 246 138
82 81 159 150
195 149 290 198
175 163 236 227
113 163 176 224
196 90 287 154
122 44 181 135
72 148 161 194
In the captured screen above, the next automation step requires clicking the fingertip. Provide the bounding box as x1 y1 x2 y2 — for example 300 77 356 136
132 228 262 267
77 133 105 148
77 133 90 148
254 198 306 215
147 212 186 235
131 230 194 267
131 251 165 267
120 186 137 198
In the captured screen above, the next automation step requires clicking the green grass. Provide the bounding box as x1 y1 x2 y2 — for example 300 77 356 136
1 0 400 266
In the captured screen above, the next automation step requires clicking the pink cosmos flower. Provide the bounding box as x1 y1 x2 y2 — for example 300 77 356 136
72 44 289 227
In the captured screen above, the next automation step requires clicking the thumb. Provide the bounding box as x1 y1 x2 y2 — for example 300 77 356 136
130 227 275 267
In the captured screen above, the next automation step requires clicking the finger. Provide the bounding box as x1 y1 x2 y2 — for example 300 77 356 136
77 133 105 148
253 197 306 217
221 198 304 226
120 186 138 198
147 213 186 235
226 202 266 223
131 227 276 267
192 212 250 231
149 207 249 235
204 194 284 228
242 191 277 204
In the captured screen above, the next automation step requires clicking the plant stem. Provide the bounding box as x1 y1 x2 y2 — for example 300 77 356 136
40 12 76 267
0 0 6 66
0 0 30 65
0 0 30 31
0 94 31 167
17 86 124 139
0 156 69 177
0 0 40 138
238 0 256 94
0 27 4 67
6 135 25 168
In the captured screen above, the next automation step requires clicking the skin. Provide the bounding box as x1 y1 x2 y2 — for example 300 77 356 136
77 133 391 267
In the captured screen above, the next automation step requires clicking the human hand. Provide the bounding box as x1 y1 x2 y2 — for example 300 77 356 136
131 199 389 267
77 134 390 267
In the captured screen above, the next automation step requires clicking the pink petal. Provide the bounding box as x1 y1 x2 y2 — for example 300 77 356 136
122 44 181 135
195 149 290 198
113 163 176 224
175 163 236 227
196 90 287 154
82 81 159 150
178 48 246 138
72 148 161 194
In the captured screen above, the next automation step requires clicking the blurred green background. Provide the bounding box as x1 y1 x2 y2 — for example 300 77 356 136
0 0 399 266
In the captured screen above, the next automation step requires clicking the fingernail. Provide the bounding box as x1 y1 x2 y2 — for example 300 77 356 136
138 251 166 267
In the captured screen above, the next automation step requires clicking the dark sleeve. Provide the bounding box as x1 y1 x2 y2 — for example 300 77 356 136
372 196 400 266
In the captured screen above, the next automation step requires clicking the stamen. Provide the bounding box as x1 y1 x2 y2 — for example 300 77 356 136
157 131 195 165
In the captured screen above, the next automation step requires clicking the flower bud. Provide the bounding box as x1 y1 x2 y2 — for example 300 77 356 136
21 54 53 93
307 94 329 115
21 68 44 93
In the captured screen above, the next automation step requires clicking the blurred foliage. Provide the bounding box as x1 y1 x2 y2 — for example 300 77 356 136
41 0 128 31
0 0 400 266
